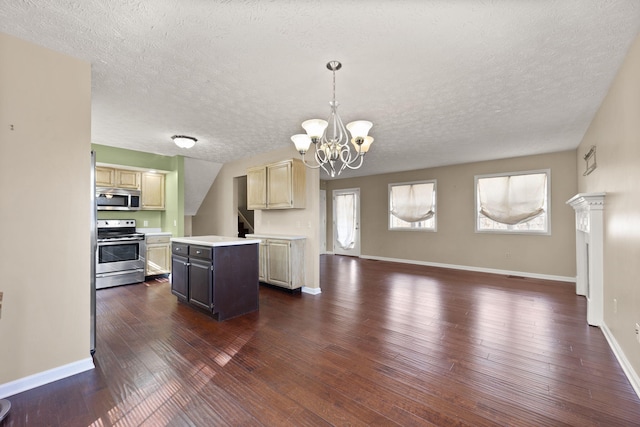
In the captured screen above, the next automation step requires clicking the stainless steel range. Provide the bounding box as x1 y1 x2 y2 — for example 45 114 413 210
96 219 145 289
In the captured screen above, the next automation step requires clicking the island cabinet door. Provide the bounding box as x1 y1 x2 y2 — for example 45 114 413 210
171 255 189 300
189 258 214 312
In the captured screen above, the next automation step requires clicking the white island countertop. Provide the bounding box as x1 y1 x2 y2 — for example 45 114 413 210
246 233 306 240
171 235 261 247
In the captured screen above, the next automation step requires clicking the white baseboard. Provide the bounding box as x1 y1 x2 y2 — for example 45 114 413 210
302 286 322 295
359 254 576 283
601 323 640 400
0 357 94 399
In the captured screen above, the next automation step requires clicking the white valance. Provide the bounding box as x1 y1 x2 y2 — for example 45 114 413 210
478 173 546 225
390 182 435 223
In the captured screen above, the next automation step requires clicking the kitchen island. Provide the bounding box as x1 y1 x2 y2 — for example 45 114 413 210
170 236 261 321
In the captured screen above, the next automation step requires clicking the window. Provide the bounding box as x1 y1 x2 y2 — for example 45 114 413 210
475 169 550 234
389 180 436 231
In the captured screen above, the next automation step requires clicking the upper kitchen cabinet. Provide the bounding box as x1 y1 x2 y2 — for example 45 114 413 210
247 165 267 209
116 169 141 189
95 166 140 189
141 172 165 210
95 166 115 187
247 159 306 210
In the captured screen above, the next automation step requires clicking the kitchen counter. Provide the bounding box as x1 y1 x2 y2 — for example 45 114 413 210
171 235 261 247
245 233 306 240
144 231 172 237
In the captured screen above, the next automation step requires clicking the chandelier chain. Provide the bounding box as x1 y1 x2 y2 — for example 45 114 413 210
332 67 336 105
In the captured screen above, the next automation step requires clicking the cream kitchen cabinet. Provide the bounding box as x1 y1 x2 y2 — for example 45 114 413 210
145 233 171 276
95 166 116 187
141 172 165 210
246 234 305 290
116 169 141 189
247 165 267 209
247 159 306 210
95 166 141 190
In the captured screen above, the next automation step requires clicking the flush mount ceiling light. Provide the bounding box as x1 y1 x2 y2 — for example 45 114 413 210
171 135 197 149
291 61 374 177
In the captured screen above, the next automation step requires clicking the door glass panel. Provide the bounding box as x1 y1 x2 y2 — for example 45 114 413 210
335 193 356 250
333 188 360 256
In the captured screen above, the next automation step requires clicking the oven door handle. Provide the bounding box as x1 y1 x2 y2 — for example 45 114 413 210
97 238 144 244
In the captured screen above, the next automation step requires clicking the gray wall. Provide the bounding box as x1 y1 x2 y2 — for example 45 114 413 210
325 150 577 279
577 30 640 388
0 32 92 386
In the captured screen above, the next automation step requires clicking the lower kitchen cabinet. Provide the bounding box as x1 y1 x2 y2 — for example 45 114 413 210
247 234 305 290
170 241 259 321
171 253 189 300
188 255 213 311
145 234 171 276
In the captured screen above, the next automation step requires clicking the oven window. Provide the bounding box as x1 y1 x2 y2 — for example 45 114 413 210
98 243 140 264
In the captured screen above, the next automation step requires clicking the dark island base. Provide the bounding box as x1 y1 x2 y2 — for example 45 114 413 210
172 243 259 321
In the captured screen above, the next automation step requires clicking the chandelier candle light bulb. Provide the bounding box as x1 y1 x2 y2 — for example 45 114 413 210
291 61 374 177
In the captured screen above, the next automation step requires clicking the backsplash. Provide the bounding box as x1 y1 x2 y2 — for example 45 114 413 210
97 210 163 229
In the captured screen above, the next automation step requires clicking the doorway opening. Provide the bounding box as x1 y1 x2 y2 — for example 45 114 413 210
236 175 254 237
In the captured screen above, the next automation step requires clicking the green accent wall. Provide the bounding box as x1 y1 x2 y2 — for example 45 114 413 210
92 144 185 236
92 144 175 171
162 156 185 237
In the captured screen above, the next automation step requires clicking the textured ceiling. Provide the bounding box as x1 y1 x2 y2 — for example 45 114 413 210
1 1 639 178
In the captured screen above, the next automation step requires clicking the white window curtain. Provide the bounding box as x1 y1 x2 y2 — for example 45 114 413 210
478 173 546 225
390 182 435 223
335 193 356 250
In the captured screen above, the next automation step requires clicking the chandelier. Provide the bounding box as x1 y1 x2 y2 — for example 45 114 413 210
291 61 374 177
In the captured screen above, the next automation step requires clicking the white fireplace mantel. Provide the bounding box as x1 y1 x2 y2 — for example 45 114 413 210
566 193 605 326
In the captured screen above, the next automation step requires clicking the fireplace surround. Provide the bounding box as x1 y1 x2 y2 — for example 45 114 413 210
567 193 605 326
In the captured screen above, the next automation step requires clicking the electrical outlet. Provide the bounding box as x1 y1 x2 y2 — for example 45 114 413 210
636 323 640 344
143 220 149 227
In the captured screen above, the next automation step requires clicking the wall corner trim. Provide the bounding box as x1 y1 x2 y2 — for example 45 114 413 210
302 286 322 295
601 323 640 400
0 357 95 399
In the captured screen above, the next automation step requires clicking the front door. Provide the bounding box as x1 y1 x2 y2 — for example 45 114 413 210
333 188 360 256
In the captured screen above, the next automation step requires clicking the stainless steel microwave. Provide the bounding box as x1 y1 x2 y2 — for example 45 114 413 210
96 187 141 211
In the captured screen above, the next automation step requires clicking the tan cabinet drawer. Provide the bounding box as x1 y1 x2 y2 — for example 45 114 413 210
147 235 171 245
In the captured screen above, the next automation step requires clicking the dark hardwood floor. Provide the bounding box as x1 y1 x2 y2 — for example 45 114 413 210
4 255 640 426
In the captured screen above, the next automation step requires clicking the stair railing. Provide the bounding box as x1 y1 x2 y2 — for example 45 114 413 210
238 209 255 235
